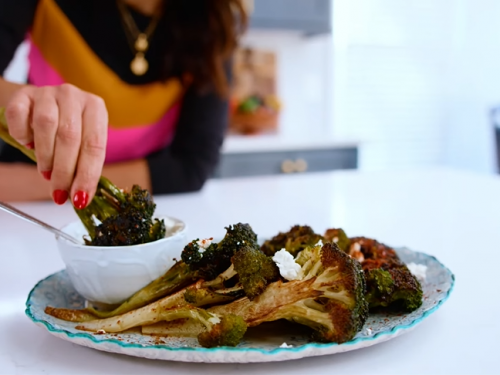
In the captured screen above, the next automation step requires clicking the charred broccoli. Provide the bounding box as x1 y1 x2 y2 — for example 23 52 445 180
349 237 423 312
82 180 165 246
231 246 280 300
209 241 368 344
184 244 280 302
87 224 264 318
364 263 423 312
0 108 165 247
261 225 323 257
323 228 351 252
181 223 260 280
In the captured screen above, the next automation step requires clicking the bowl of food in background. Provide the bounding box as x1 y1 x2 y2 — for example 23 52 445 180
229 94 282 135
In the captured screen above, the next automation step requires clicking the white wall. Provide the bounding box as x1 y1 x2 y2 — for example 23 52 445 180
241 30 334 139
443 0 498 173
331 0 497 173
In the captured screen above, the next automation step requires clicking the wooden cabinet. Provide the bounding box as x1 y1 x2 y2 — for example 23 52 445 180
214 146 357 178
248 0 332 36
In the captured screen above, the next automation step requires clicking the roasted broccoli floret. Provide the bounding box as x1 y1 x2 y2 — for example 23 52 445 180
77 179 165 246
229 245 280 300
197 313 247 348
87 224 262 318
182 223 260 280
365 264 423 312
349 237 423 312
261 225 323 257
209 241 368 344
323 228 351 252
184 244 280 302
73 304 247 348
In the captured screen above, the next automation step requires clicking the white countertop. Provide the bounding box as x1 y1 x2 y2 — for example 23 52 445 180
0 167 497 374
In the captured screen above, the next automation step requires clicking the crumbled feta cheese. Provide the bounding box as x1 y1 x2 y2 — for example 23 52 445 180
364 328 373 336
280 342 294 348
91 214 102 226
208 315 221 325
407 262 427 281
196 238 214 252
352 243 361 252
315 239 324 247
272 249 302 281
332 237 338 243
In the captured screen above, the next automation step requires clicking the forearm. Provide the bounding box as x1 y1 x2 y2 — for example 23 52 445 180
0 159 151 203
0 162 51 201
102 158 152 193
0 76 25 107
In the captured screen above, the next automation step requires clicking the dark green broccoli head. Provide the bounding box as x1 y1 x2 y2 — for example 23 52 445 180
231 246 280 300
365 265 423 312
218 223 259 252
323 228 351 252
91 209 153 246
209 241 368 344
181 223 259 281
261 225 323 257
197 314 247 348
126 185 156 218
348 237 424 312
181 240 224 280
83 181 165 246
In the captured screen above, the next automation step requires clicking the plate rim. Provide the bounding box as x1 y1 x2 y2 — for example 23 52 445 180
25 248 455 357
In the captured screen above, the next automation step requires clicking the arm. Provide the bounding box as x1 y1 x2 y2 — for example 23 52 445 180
0 83 229 201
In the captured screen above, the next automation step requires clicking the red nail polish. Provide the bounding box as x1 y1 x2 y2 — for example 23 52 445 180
25 142 35 149
42 171 52 181
53 190 68 205
73 191 89 210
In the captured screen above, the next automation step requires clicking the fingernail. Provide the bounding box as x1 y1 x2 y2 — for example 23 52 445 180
42 171 52 181
73 191 89 210
53 190 68 205
25 142 35 149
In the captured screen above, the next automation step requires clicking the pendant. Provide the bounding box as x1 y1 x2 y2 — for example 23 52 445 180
135 33 149 52
131 52 148 76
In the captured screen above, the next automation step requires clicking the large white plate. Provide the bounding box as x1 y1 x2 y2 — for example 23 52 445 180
25 248 454 363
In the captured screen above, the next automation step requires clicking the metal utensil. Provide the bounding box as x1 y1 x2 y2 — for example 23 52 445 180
0 200 81 245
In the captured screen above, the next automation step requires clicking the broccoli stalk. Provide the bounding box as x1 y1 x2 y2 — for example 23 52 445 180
46 282 247 348
86 223 264 318
184 244 280 303
209 242 369 344
75 305 247 348
0 107 165 247
261 225 323 257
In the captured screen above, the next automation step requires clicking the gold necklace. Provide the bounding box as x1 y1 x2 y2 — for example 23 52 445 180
116 0 162 76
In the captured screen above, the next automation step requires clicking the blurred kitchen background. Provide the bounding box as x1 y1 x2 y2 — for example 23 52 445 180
5 0 500 178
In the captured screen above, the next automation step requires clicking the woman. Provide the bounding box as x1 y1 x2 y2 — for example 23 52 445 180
0 0 247 208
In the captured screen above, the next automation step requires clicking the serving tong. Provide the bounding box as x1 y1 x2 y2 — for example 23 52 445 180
0 200 81 244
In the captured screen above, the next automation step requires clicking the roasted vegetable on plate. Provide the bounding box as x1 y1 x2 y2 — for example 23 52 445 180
44 223 425 349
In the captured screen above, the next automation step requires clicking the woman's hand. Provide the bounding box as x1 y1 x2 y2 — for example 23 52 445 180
4 84 108 209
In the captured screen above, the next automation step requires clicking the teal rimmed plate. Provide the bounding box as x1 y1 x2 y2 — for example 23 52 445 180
25 248 454 363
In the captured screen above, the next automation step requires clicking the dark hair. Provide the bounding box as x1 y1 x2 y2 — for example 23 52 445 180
160 0 248 97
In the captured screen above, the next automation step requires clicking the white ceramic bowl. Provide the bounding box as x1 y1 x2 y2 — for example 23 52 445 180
56 216 188 305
